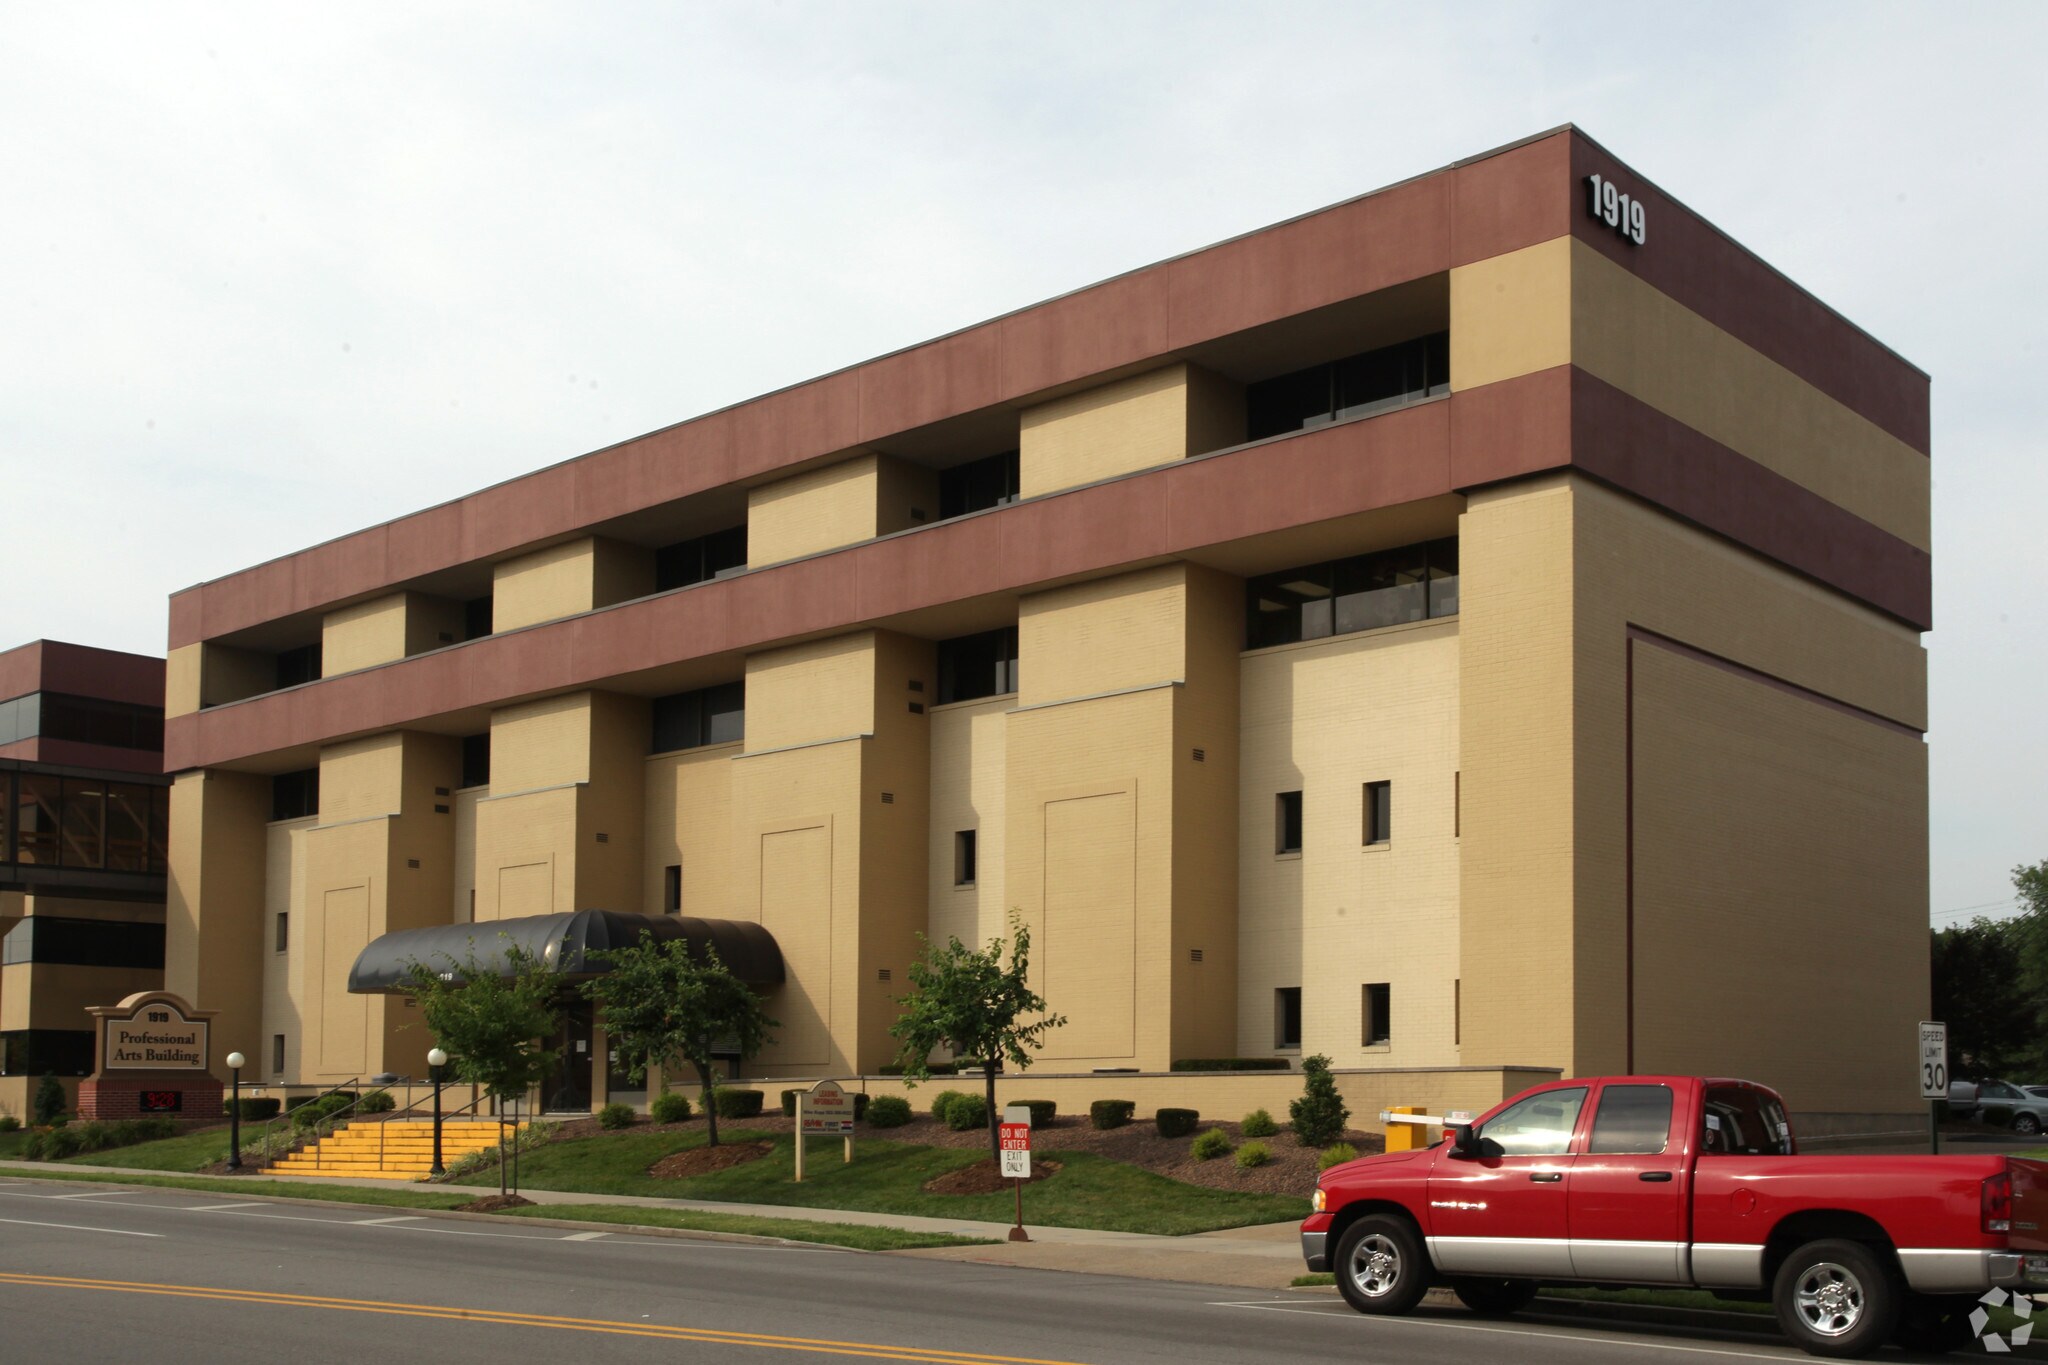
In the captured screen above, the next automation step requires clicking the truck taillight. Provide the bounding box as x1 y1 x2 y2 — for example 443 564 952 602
1982 1171 2012 1235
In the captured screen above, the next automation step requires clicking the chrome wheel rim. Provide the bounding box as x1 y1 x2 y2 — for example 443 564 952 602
1791 1261 1864 1337
1347 1233 1403 1299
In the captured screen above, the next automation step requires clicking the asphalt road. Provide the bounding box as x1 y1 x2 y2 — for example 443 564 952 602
0 1175 1878 1365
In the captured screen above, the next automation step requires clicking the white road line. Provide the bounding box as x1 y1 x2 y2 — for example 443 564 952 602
561 1231 609 1241
182 1203 269 1212
353 1215 424 1225
1204 1301 1798 1361
49 1190 134 1199
0 1215 162 1238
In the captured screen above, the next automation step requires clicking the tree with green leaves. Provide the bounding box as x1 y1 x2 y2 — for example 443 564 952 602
1931 915 2030 1077
402 938 562 1195
1289 1054 1350 1147
889 914 1066 1163
32 1075 66 1126
2011 860 2048 1074
583 938 776 1149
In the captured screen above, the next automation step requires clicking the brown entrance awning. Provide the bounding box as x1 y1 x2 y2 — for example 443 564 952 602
345 909 783 994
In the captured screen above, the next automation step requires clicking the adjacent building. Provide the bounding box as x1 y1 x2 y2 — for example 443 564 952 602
160 127 1931 1133
1 640 170 1119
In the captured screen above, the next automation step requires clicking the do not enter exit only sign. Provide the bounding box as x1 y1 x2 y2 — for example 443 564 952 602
999 1104 1031 1179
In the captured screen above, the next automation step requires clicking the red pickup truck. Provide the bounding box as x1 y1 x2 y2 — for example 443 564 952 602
1302 1075 2048 1357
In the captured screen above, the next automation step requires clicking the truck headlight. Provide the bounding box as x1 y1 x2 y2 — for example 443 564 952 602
1312 1187 1327 1213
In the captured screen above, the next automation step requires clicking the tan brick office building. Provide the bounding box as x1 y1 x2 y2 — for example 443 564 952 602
162 127 1930 1130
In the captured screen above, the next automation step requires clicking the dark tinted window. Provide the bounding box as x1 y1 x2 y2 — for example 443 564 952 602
0 1029 95 1076
275 643 322 688
655 525 748 591
1248 538 1457 649
939 450 1020 519
936 628 1018 704
464 595 494 641
1276 791 1303 854
1275 987 1302 1048
1363 983 1391 1046
1589 1084 1674 1155
1701 1086 1794 1155
460 733 491 789
0 693 162 751
1364 782 1391 845
1247 331 1448 440
1 917 164 969
272 769 319 822
651 682 745 753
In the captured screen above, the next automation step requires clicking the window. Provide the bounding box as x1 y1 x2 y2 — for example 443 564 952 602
463 595 493 641
1247 538 1458 649
1362 983 1391 1046
935 627 1019 704
460 733 491 789
650 682 745 752
0 1029 94 1077
275 642 322 688
1701 1085 1794 1156
275 912 289 953
1364 781 1391 845
954 831 977 886
1 917 164 970
1476 1085 1587 1157
663 864 681 914
1274 987 1302 1049
272 1034 286 1076
1246 331 1449 440
655 525 747 591
939 449 1020 519
271 769 319 822
2 693 165 751
1276 791 1303 855
1588 1084 1674 1155
1454 771 1461 838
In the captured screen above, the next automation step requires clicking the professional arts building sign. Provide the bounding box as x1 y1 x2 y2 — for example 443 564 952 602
98 994 211 1071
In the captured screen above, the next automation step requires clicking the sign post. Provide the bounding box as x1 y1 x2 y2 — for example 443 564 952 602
1000 1103 1032 1243
1919 1020 1948 1155
796 1079 856 1182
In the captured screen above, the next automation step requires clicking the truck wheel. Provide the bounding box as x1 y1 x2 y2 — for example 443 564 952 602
1451 1277 1538 1317
1893 1294 1976 1354
1771 1239 1900 1358
1334 1214 1430 1316
2013 1112 2042 1137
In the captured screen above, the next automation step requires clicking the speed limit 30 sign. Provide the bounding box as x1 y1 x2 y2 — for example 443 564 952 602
1918 1021 1948 1100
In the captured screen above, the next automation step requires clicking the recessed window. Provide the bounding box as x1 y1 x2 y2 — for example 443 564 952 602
274 642 322 689
954 831 978 886
655 525 747 591
1274 987 1302 1049
939 449 1020 519
1246 331 1449 440
936 627 1019 704
1364 781 1391 845
1362 983 1391 1046
663 864 681 914
272 1033 286 1076
275 912 289 953
651 681 744 753
461 733 490 789
1276 791 1303 855
271 769 319 822
463 595 493 641
1247 537 1458 649
1454 771 1461 838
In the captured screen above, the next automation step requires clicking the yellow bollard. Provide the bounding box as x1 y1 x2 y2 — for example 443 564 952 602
1384 1104 1424 1152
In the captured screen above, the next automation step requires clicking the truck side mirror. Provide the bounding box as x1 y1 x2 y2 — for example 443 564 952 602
1449 1123 1477 1158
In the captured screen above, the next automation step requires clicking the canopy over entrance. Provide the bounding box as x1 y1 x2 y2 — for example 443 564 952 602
345 909 784 994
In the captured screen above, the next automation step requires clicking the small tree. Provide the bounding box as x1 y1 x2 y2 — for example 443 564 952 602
402 939 562 1195
583 938 776 1149
890 914 1066 1164
2013 860 2048 1076
1289 1053 1350 1147
32 1075 66 1126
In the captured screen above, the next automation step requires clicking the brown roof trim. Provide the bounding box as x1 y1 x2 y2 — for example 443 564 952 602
0 640 165 708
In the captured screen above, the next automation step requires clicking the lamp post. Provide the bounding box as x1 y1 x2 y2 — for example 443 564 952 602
426 1047 448 1177
225 1052 246 1171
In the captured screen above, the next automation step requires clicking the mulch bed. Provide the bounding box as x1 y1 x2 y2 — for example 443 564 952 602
453 1193 534 1213
921 1157 1060 1195
648 1139 774 1180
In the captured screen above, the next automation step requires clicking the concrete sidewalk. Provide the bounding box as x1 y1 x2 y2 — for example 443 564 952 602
0 1157 1313 1289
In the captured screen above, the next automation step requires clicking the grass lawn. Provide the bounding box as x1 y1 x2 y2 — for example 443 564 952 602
500 1203 993 1251
456 1127 1306 1234
0 1130 30 1159
64 1126 237 1171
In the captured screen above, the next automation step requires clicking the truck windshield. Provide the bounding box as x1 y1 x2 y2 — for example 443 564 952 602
1701 1086 1793 1155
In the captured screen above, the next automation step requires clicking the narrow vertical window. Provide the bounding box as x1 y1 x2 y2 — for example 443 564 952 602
1275 987 1303 1049
954 830 978 886
1453 771 1460 838
1364 781 1391 845
1454 978 1461 1046
663 864 682 914
467 889 476 923
272 1034 286 1076
1276 791 1303 855
275 912 289 953
1363 983 1391 1046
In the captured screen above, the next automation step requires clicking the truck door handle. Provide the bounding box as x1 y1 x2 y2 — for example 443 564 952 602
1529 1172 1562 1182
1639 1171 1673 1182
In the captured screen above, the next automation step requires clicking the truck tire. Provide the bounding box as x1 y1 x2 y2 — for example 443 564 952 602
1451 1277 1539 1317
1333 1214 1430 1316
1771 1239 1900 1358
1893 1294 1977 1354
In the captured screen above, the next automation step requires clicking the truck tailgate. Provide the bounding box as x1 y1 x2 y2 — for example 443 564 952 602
2012 1157 2048 1254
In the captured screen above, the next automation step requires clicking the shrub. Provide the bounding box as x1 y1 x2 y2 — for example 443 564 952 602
33 1075 66 1126
291 1092 356 1131
945 1093 989 1131
780 1089 803 1117
1014 1099 1057 1129
1240 1108 1278 1138
1155 1108 1200 1139
1235 1141 1272 1169
1288 1054 1350 1147
712 1088 764 1119
1191 1128 1233 1161
1090 1099 1136 1130
358 1089 396 1114
930 1090 971 1123
0 1115 21 1132
1170 1058 1292 1072
596 1102 635 1130
228 1098 281 1121
1319 1142 1358 1170
866 1094 912 1127
649 1091 692 1124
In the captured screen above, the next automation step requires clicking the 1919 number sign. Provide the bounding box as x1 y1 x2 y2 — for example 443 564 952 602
1586 174 1647 246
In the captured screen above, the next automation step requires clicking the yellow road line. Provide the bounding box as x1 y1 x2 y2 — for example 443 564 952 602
0 1272 1093 1364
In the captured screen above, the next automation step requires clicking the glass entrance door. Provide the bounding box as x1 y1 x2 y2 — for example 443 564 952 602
542 1002 594 1113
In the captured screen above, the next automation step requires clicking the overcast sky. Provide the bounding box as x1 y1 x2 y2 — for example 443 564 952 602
3 3 2040 924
